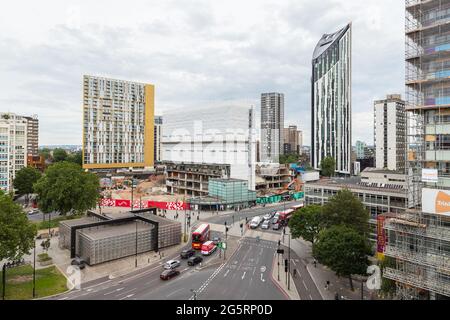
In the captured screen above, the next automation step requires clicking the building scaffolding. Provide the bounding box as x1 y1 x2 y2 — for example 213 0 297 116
382 0 450 300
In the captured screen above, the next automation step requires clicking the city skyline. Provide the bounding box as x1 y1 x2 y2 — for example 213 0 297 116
0 0 404 146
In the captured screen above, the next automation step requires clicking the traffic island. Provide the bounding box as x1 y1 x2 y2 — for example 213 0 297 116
270 255 300 300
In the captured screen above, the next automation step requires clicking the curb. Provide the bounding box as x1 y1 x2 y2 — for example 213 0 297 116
270 255 292 300
306 264 327 300
33 264 74 300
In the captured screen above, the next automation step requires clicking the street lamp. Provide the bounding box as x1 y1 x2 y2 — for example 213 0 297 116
130 176 135 211
33 238 36 298
135 219 138 268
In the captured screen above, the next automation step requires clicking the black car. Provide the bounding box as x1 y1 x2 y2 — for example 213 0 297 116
160 269 180 280
180 248 196 259
187 255 203 266
71 258 86 269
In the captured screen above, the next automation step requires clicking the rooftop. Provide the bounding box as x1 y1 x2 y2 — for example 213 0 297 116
306 177 407 194
79 221 154 241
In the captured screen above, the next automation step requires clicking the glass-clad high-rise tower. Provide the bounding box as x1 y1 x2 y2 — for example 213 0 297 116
311 23 352 175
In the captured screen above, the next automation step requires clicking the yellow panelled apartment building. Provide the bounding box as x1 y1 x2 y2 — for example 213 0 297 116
82 75 154 170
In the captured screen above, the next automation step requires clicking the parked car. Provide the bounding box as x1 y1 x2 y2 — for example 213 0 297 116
249 216 262 229
187 255 203 266
272 223 281 230
71 258 86 269
272 217 279 224
28 209 39 215
201 241 217 256
261 220 270 229
180 248 196 259
160 269 180 280
212 236 221 245
263 213 272 221
163 259 181 270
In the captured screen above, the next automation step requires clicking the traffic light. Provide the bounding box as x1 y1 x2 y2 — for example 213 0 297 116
285 259 288 266
224 221 227 226
278 240 281 247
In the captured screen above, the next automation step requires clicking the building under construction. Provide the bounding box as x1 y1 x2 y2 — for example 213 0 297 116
382 0 450 300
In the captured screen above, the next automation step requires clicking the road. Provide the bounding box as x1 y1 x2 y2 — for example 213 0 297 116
191 237 288 300
27 211 60 222
204 201 303 226
51 230 225 300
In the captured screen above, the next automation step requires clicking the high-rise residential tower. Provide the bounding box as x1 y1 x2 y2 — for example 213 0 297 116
283 125 302 155
261 93 284 163
24 115 38 157
374 94 406 172
382 1 450 300
0 113 28 192
311 23 352 175
82 75 155 170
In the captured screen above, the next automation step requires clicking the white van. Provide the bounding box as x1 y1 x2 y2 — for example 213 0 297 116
250 216 262 229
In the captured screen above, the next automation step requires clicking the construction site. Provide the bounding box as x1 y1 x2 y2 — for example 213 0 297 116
382 0 450 300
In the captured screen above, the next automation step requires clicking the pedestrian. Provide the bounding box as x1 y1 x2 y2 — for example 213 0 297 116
325 280 330 290
313 259 317 268
293 269 297 278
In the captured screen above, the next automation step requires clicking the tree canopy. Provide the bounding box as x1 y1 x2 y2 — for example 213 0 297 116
34 162 100 215
39 148 52 161
52 148 68 162
320 157 335 177
67 150 82 166
289 205 324 244
0 191 37 262
279 154 299 165
13 166 42 197
321 189 370 235
312 225 371 290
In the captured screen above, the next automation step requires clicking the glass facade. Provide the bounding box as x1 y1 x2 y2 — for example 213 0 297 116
311 24 352 175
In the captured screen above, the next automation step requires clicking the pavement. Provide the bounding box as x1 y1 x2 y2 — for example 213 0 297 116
282 228 374 300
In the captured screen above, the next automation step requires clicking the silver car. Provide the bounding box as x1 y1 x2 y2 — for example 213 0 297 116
163 259 181 270
261 220 270 230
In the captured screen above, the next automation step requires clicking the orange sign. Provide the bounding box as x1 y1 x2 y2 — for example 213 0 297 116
436 191 450 214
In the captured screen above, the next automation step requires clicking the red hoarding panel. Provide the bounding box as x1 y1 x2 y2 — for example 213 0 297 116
99 198 189 210
377 215 386 254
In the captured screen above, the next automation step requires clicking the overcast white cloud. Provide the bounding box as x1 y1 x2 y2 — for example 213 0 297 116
0 0 404 146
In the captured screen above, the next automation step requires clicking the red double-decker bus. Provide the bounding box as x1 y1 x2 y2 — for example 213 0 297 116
192 223 210 250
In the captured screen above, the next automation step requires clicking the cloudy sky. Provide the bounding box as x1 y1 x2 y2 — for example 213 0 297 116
0 0 404 146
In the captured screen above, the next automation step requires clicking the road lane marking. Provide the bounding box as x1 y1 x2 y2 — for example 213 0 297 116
242 271 246 280
119 294 135 300
261 274 265 282
303 280 308 291
223 270 230 277
309 294 313 300
166 287 185 298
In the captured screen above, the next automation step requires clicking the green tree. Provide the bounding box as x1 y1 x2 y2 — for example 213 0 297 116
39 148 52 161
0 191 37 262
313 225 371 290
320 156 335 177
379 256 396 297
52 148 68 162
67 150 82 166
322 189 370 235
34 162 100 215
289 205 323 244
279 154 299 165
13 167 42 201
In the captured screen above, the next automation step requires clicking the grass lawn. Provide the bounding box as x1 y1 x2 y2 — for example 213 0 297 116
34 213 83 230
0 264 68 300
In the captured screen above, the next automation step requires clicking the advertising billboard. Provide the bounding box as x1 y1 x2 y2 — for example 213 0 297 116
422 188 450 216
376 215 386 259
422 169 438 183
